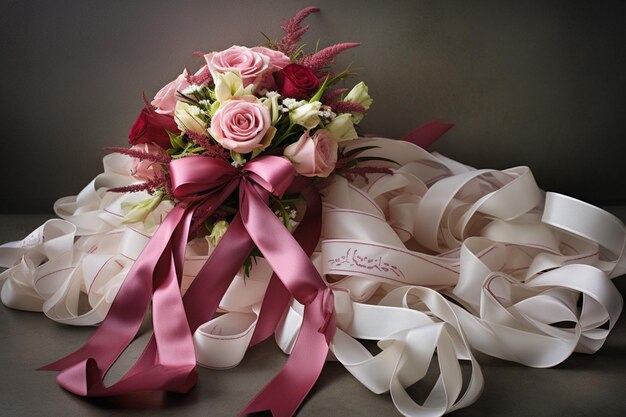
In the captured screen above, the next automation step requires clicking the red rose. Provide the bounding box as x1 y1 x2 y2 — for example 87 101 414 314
275 63 320 100
129 106 179 149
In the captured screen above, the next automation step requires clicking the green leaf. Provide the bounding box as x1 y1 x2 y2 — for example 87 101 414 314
260 31 272 43
167 131 185 150
348 156 399 168
251 148 263 159
189 146 206 154
243 259 251 278
327 64 354 85
309 76 330 103
290 44 307 62
343 145 381 158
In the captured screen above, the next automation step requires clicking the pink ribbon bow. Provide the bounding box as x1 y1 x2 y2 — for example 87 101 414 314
42 154 335 417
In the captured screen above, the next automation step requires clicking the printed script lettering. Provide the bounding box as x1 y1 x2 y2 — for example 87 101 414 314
328 248 405 278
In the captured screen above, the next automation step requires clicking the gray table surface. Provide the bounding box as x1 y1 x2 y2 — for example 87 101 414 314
1 213 625 417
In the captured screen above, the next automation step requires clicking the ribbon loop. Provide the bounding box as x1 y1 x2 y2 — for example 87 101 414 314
242 155 296 197
43 151 333 417
170 156 238 200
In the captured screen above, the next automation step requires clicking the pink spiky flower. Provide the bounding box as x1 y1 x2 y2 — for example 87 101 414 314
108 176 167 194
276 6 320 56
322 87 349 104
331 101 367 114
300 42 360 73
105 146 172 164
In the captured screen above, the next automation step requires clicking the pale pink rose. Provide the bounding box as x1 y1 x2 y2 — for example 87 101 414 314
251 46 290 71
209 97 274 153
284 129 338 177
151 69 191 115
250 47 289 91
130 144 167 180
205 46 286 91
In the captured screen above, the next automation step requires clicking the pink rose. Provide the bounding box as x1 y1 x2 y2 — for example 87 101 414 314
251 46 290 71
209 97 274 153
205 46 288 91
129 144 167 181
284 129 338 177
251 47 289 91
151 69 191 115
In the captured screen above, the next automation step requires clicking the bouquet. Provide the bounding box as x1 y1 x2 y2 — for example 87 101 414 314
1 6 624 417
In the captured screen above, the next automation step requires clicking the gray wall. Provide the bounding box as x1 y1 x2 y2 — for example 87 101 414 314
1 0 625 213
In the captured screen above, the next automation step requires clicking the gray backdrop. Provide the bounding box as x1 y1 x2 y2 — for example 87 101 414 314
1 0 625 213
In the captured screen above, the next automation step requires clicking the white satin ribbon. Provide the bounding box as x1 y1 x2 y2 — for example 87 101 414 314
1 137 624 417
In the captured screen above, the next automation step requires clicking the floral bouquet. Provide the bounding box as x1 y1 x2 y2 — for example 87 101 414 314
1 6 625 417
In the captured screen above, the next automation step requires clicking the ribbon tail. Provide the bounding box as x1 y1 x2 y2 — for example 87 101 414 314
401 119 454 148
184 213 255 332
241 288 335 417
238 181 334 416
40 205 197 396
249 274 290 347
250 186 322 347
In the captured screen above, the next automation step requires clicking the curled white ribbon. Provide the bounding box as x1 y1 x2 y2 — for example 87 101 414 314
1 138 623 417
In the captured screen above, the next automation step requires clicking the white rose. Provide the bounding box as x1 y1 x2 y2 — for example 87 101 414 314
174 101 207 136
324 113 358 142
290 101 321 130
344 81 372 124
214 72 252 102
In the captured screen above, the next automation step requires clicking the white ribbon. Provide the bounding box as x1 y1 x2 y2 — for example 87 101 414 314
1 137 624 417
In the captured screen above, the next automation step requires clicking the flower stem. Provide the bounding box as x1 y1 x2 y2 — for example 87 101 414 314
274 122 296 146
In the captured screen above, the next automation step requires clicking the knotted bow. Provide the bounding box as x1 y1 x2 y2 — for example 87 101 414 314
42 154 336 417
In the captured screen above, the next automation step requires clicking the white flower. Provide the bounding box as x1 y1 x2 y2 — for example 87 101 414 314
274 208 298 232
344 82 373 109
182 84 204 95
290 101 322 130
214 71 252 102
207 220 229 248
261 91 281 124
324 113 358 142
174 101 207 136
121 192 163 224
318 105 336 120
230 151 246 167
344 81 372 124
282 98 299 109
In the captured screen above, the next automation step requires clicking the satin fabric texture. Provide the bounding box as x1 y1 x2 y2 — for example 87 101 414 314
1 135 624 417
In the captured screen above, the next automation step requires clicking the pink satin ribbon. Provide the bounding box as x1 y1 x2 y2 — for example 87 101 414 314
401 119 454 148
250 184 323 347
248 121 454 348
40 122 450 415
42 154 335 417
40 203 199 395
